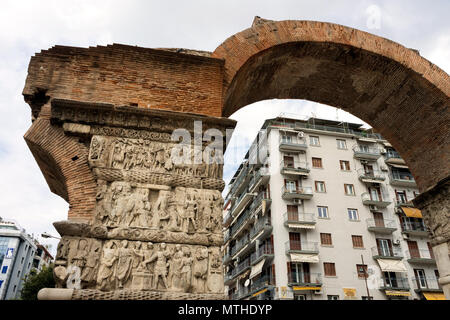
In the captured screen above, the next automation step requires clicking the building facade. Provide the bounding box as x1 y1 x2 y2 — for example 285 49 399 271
0 218 38 300
222 116 444 300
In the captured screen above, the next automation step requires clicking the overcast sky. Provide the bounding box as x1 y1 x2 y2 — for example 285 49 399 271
0 0 448 255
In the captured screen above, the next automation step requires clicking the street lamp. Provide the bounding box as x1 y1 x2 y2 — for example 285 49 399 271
41 232 61 240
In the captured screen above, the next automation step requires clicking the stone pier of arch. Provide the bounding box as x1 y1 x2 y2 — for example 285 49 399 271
22 17 449 300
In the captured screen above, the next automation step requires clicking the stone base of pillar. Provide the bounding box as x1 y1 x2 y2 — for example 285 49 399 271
38 288 227 300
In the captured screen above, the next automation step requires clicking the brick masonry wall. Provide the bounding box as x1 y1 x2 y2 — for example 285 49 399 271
23 44 224 117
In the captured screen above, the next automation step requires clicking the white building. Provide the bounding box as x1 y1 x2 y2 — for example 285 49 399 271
0 218 37 300
222 116 444 300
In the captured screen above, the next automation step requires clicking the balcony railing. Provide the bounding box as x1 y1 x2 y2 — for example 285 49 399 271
284 212 316 227
401 221 430 236
248 167 270 192
230 209 251 238
223 211 232 227
287 272 322 287
380 276 410 291
385 151 402 160
281 186 314 200
232 287 250 300
390 171 416 187
285 240 319 253
249 217 272 240
279 136 308 152
395 199 415 207
280 160 310 175
353 146 381 160
231 235 250 257
249 191 271 215
361 192 391 207
250 244 274 264
230 166 250 195
405 249 435 264
357 168 385 182
366 218 397 234
250 274 276 294
371 245 403 259
411 277 442 292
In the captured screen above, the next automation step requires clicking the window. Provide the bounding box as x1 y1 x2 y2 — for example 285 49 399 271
396 190 408 204
356 264 368 279
317 206 329 218
285 180 297 192
336 139 347 149
414 269 427 288
309 136 320 146
348 208 359 221
324 262 336 276
340 160 350 171
320 233 332 246
287 205 299 221
17 270 21 277
294 294 307 300
13 285 16 292
315 181 326 192
1 266 7 274
281 135 292 143
352 235 364 248
344 184 355 195
21 257 24 264
312 157 323 168
328 295 339 300
0 280 3 288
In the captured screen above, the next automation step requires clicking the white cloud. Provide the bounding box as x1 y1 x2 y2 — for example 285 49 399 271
0 1 447 256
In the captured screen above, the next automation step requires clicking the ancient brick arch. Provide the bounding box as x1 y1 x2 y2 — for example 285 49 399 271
212 18 450 194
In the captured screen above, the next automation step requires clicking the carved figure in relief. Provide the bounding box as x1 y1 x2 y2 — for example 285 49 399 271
180 247 193 291
116 240 133 289
111 140 125 169
140 242 155 274
94 180 111 224
126 188 149 227
97 241 118 291
81 240 101 284
192 247 209 292
148 242 171 290
168 244 184 290
56 238 70 262
71 239 88 269
90 136 104 160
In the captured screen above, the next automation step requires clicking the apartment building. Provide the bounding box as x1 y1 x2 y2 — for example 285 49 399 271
0 218 37 300
222 116 444 301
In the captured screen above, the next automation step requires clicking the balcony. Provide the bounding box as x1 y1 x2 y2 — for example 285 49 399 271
401 221 430 237
281 186 313 200
249 217 272 242
285 240 319 254
279 136 308 152
250 274 276 297
231 287 251 300
390 171 416 187
353 145 381 160
250 245 274 265
405 249 435 265
357 168 385 183
287 272 322 289
280 160 310 176
223 229 231 244
248 168 270 193
380 276 410 291
230 166 250 196
223 211 232 228
412 277 443 293
395 199 415 208
284 212 316 230
361 192 391 207
231 235 251 258
385 151 406 165
230 190 255 219
366 218 397 234
371 246 403 260
249 191 271 216
230 209 252 239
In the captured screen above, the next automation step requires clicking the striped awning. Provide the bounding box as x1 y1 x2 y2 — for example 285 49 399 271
290 253 319 263
249 259 266 280
293 286 321 291
252 288 268 297
377 259 408 273
401 207 423 218
423 293 446 300
287 223 315 230
389 163 409 169
385 290 411 297
360 178 382 184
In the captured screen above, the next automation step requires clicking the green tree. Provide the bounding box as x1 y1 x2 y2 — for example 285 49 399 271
20 265 55 300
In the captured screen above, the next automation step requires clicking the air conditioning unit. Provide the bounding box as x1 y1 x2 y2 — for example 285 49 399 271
292 199 302 205
380 166 388 171
402 233 409 240
380 148 387 154
393 239 401 246
369 205 379 211
298 131 305 138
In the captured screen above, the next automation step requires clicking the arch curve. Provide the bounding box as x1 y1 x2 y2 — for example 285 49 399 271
212 18 450 192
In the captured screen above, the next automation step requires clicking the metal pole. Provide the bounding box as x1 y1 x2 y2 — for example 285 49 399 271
361 254 371 299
